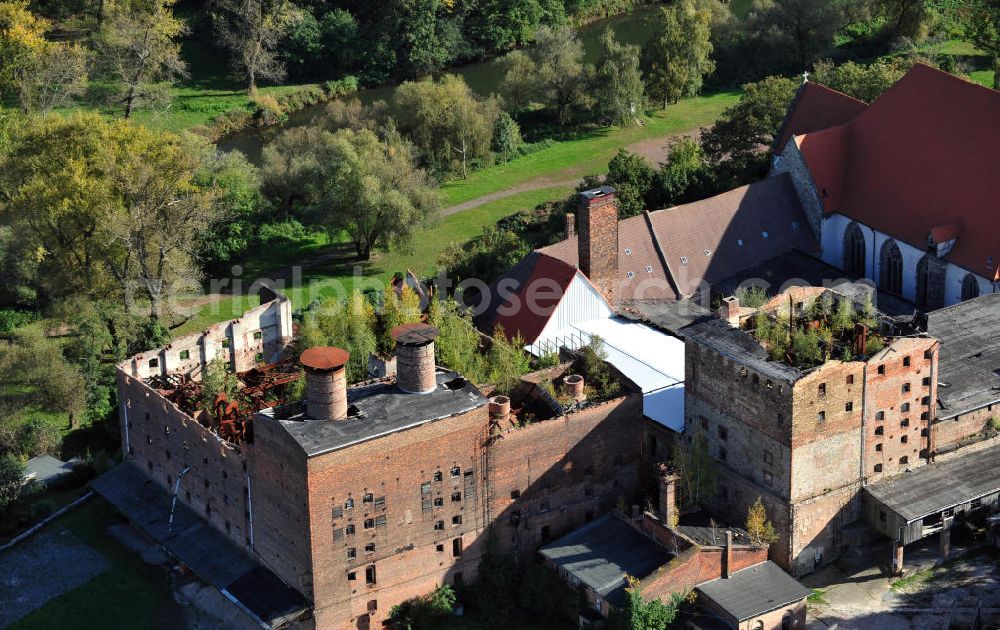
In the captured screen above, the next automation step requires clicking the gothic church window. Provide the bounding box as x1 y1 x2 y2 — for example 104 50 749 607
844 222 866 276
961 273 980 301
880 239 903 295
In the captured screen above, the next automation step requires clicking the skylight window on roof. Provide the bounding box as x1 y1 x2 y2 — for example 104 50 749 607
680 256 688 264
624 248 632 255
737 239 744 246
761 231 769 238
790 221 799 230
704 249 711 256
626 271 634 279
645 265 653 273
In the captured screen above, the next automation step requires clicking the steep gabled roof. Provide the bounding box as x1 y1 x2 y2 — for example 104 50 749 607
773 81 867 155
647 174 818 297
797 63 1000 280
538 174 817 302
474 252 612 344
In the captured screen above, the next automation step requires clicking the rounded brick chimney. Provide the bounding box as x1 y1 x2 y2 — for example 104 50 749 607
489 395 511 423
563 374 585 402
300 346 350 421
391 323 439 394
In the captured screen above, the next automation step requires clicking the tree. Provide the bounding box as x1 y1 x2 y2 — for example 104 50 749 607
428 296 485 382
672 429 714 506
389 584 456 629
16 41 88 114
313 128 441 260
261 125 334 217
100 128 221 320
812 58 909 103
214 0 299 93
531 25 589 125
0 1 48 103
0 453 24 511
297 290 377 382
397 0 450 78
965 0 1000 90
492 111 523 163
486 326 532 396
497 49 538 112
95 0 187 118
394 74 498 177
605 149 655 218
655 135 717 206
875 0 927 42
0 327 87 422
467 0 563 53
595 28 644 126
609 575 684 630
745 496 779 548
700 75 798 174
641 0 714 108
195 147 263 263
751 0 844 71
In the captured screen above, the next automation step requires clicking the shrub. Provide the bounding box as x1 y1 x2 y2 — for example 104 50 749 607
0 309 38 334
734 285 768 308
492 111 523 163
0 454 24 511
325 75 360 98
257 219 311 244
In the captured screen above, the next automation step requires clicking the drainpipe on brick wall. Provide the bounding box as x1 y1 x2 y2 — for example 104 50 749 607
122 399 130 456
860 362 869 487
927 343 938 462
168 466 191 533
246 469 255 549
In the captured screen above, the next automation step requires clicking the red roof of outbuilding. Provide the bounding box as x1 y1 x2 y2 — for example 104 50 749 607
797 64 1000 280
773 81 867 155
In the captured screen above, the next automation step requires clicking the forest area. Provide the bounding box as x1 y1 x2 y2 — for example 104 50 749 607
0 0 999 534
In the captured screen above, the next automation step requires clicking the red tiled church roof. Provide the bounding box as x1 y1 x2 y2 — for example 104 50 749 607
773 81 867 155
797 63 1000 280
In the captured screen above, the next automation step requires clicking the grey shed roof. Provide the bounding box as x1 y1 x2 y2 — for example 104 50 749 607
696 561 810 622
539 512 672 607
93 463 310 627
263 369 487 457
865 446 1000 522
23 455 77 485
925 292 1000 419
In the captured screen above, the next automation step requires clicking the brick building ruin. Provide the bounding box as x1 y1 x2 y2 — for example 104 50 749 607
103 296 643 629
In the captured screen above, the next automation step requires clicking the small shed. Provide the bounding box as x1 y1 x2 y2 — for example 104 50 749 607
695 561 810 630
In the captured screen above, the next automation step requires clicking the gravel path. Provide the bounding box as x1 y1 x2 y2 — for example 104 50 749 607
0 527 109 627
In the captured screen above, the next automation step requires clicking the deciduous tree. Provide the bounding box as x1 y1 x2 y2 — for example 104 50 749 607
964 0 1000 90
214 0 299 93
314 128 441 260
595 28 644 126
605 148 655 217
95 0 187 118
812 58 909 103
745 496 779 548
641 0 714 108
0 1 47 103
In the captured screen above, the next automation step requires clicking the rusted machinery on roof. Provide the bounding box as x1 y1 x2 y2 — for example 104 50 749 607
146 358 301 447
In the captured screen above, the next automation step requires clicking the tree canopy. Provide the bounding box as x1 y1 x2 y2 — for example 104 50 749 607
641 0 714 108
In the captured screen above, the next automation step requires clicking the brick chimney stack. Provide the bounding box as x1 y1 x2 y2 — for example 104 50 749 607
565 212 576 239
658 463 680 527
392 323 439 394
724 530 734 578
718 295 741 327
300 347 350 421
578 186 619 305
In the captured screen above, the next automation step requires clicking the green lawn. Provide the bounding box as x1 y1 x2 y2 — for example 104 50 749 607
8 498 184 630
441 91 740 206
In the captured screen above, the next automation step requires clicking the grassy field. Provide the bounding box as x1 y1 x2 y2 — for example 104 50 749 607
8 498 183 630
441 91 739 206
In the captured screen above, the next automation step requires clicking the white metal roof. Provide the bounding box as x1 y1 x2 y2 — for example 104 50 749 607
535 317 686 432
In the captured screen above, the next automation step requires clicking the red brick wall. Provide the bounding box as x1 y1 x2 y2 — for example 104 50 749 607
863 338 937 482
640 544 767 599
304 405 489 630
578 193 619 304
248 414 314 598
933 406 997 455
118 370 251 547
487 394 643 558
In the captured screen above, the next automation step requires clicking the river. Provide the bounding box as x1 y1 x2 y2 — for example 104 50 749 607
217 7 663 162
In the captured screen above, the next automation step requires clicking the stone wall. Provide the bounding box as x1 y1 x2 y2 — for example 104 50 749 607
770 141 824 241
932 405 998 457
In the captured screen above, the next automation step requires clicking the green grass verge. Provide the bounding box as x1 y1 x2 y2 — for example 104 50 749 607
7 498 183 630
807 588 829 605
440 91 740 207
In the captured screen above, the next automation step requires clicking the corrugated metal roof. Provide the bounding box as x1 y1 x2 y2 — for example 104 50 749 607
865 447 1000 522
696 561 810 621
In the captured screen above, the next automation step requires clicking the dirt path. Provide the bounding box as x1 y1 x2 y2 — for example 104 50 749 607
441 129 702 216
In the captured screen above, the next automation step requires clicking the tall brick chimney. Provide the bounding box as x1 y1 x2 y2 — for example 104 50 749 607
724 530 734 578
565 212 576 239
658 463 679 527
300 347 350 421
578 186 619 304
392 323 439 394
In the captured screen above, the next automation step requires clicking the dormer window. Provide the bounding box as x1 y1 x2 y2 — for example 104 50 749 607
680 256 688 264
624 248 632 255
645 265 653 273
626 271 634 279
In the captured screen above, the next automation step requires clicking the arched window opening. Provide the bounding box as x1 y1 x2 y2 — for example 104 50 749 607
880 240 903 296
843 222 866 277
961 273 980 301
